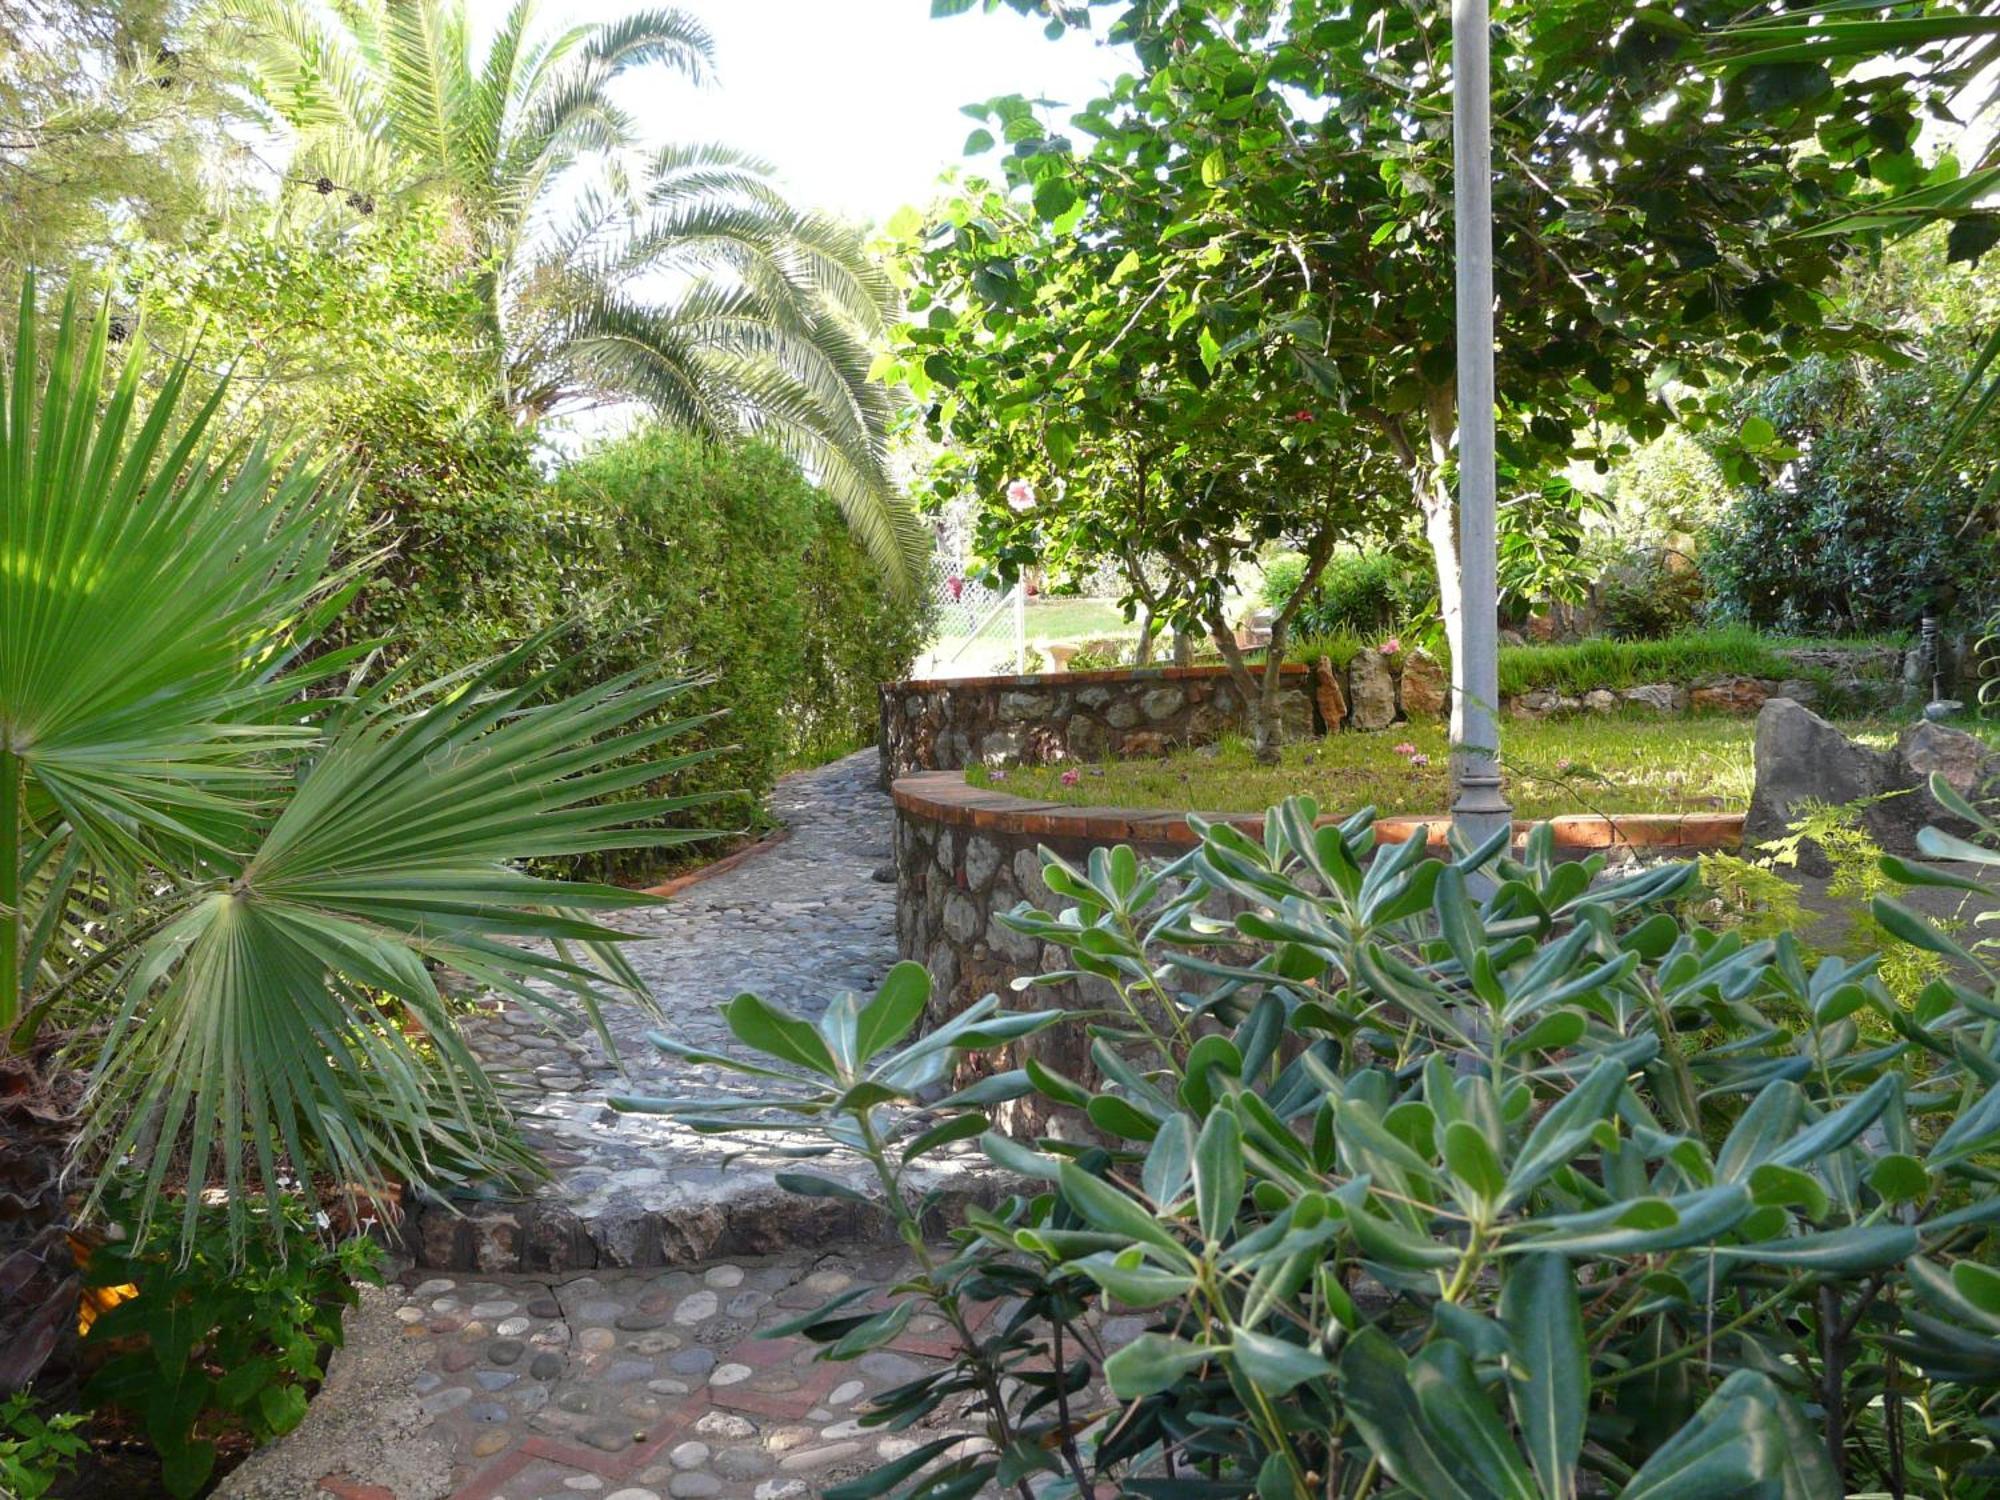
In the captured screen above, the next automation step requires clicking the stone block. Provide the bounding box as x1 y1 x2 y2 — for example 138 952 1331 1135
1399 652 1448 718
1349 648 1397 730
1313 656 1348 731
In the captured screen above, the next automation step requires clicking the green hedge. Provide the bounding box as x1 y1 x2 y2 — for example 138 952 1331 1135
334 423 927 881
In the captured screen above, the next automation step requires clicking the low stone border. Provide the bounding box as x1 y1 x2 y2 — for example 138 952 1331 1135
891 770 1741 1134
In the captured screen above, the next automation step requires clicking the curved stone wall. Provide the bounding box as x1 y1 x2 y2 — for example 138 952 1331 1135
890 770 1741 1132
879 663 1322 784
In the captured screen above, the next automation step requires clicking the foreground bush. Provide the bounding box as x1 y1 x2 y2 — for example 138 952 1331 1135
0 281 709 1399
633 789 2000 1497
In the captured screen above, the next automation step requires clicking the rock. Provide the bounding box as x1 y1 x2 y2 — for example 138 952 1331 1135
962 835 1002 891
1745 699 1898 874
1886 720 2000 847
1774 678 1821 710
1582 689 1618 715
1313 655 1348 731
1691 675 1773 715
1119 731 1170 757
1140 686 1185 721
1399 652 1448 718
1511 690 1581 719
996 691 1042 723
1105 699 1143 729
1924 699 1967 721
1349 649 1397 731
1065 714 1112 760
1619 684 1686 715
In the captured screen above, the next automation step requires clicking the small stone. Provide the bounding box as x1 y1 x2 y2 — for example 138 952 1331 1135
765 1426 817 1453
441 1347 479 1373
754 1483 806 1500
779 1442 863 1474
527 1296 563 1320
696 1412 756 1439
668 1476 721 1500
713 1448 775 1481
606 1490 662 1500
430 1297 463 1313
496 1316 531 1338
669 1441 711 1470
615 1311 669 1331
667 1348 716 1376
800 1269 852 1296
470 1300 520 1319
605 1359 654 1385
703 1264 744 1288
672 1290 718 1325
411 1371 443 1396
470 1428 511 1458
828 1379 864 1407
396 1306 427 1325
580 1328 617 1353
475 1370 518 1392
582 1422 636 1453
419 1387 472 1415
646 1378 691 1396
488 1339 524 1366
467 1401 509 1424
855 1352 925 1384
578 1299 627 1323
708 1362 752 1387
410 1278 455 1299
530 1352 564 1380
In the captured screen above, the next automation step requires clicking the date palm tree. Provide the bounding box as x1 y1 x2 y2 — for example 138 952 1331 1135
218 0 924 589
0 278 714 1390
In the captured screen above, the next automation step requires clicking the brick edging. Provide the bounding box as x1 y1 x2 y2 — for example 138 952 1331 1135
890 771 1743 853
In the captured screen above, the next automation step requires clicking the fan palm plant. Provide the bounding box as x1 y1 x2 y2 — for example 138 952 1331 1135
0 277 718 1391
217 0 926 589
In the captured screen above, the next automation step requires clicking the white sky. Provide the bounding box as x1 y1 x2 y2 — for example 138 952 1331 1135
570 0 1134 229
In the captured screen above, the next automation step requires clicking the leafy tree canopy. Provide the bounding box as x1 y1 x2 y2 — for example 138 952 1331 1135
912 0 1967 665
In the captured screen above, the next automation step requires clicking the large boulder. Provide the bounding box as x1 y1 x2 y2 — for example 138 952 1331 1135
1745 699 1897 874
1399 652 1448 718
1748 699 2000 872
1313 655 1349 731
1349 648 1398 731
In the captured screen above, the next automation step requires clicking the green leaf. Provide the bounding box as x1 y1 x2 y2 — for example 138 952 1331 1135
856 961 930 1062
1620 1369 1837 1500
1746 1162 1828 1220
774 1172 873 1204
1409 1342 1541 1500
900 1112 985 1163
1227 1326 1332 1396
1104 1333 1213 1398
1869 1153 1927 1203
1505 1055 1627 1208
824 1437 964 1500
1075 1251 1194 1308
1712 1223 1917 1274
1501 1255 1585 1500
1194 1107 1245 1243
1442 1121 1505 1207
1200 148 1226 185
1337 1328 1487 1500
1058 1161 1188 1261
1142 1113 1196 1207
725 993 838 1077
981 1129 1058 1179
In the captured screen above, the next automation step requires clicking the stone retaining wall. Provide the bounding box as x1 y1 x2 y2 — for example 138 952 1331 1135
891 771 1741 1132
881 645 1908 784
879 664 1322 784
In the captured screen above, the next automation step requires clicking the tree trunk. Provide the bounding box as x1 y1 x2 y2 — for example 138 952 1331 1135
1204 607 1280 763
1173 628 1193 667
1421 385 1466 690
1134 601 1154 666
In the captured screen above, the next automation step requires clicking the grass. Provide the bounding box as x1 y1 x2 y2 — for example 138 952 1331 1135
965 714 2000 820
1280 627 1902 699
936 596 1139 644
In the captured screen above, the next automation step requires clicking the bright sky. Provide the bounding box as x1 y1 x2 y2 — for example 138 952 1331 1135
581 0 1133 228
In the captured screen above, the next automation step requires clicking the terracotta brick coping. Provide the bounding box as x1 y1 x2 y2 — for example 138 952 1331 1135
887 661 1310 693
890 771 1743 853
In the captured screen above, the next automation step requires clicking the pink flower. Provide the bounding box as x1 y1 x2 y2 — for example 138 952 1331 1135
990 768 1007 782
1059 768 1081 786
1005 479 1036 512
1379 636 1402 656
1393 741 1418 757
947 574 965 601
1408 752 1431 768
1289 409 1315 423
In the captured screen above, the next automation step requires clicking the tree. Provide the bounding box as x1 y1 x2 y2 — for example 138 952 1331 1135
221 0 925 588
0 0 246 283
0 281 714 1390
938 0 1954 678
889 184 1402 758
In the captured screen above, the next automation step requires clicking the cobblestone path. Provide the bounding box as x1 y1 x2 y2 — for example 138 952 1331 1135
408 751 1001 1271
221 751 1087 1499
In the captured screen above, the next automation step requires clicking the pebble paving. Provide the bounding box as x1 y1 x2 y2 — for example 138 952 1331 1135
413 751 1003 1271
360 1252 1142 1500
301 750 1076 1497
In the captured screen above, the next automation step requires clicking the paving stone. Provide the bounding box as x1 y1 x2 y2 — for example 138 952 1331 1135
418 1387 472 1415
667 1476 721 1499
470 1429 512 1457
668 1441 710 1470
475 1371 519 1391
672 1291 718 1325
530 1352 564 1380
778 1442 862 1474
712 1448 774 1481
582 1421 636 1453
527 1296 563 1319
488 1339 525 1365
707 1363 752 1387
696 1412 757 1439
667 1348 717 1377
704 1265 744 1288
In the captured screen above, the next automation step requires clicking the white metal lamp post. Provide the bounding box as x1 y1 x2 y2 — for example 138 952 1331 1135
1449 0 1514 852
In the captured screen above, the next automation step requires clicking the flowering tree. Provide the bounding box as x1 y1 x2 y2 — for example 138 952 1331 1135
930 0 1953 678
889 185 1403 759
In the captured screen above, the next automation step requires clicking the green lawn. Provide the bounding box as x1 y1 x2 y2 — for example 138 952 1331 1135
966 714 1999 820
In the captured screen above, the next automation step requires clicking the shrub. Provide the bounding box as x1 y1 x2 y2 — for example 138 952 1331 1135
1265 549 1429 637
641 795 2000 1499
80 1195 383 1498
1701 352 2000 634
1596 550 1707 639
